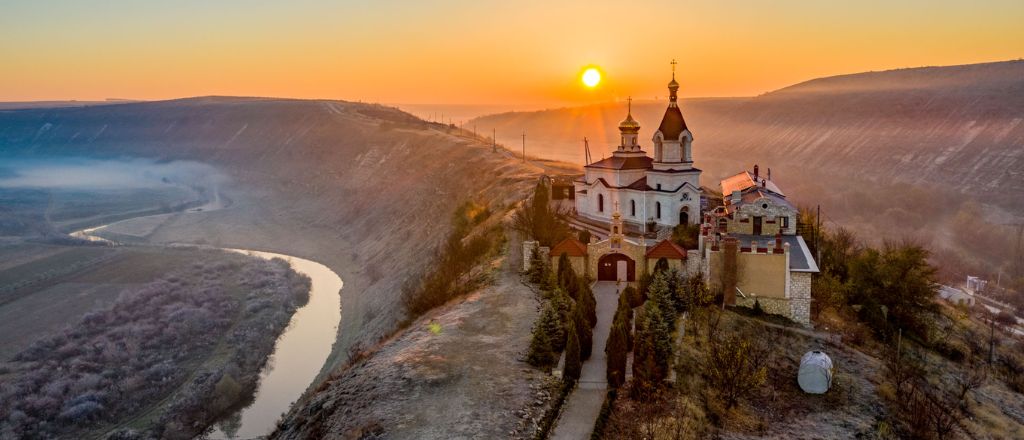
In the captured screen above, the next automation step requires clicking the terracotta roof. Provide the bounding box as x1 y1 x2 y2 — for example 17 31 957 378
585 155 653 170
720 170 786 201
657 105 689 140
550 238 588 257
645 239 687 259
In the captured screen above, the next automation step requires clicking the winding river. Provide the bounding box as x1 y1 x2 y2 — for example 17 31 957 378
72 196 343 439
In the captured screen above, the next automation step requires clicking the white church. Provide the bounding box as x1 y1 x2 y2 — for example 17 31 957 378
573 68 702 231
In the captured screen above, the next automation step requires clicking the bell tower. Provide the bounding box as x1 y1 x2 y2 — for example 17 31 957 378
652 59 694 170
617 97 641 152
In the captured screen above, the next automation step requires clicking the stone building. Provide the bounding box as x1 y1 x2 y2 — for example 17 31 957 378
701 165 818 325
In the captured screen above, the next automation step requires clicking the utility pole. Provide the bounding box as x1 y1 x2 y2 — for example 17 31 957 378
521 131 526 162
583 137 591 165
816 204 822 264
989 314 996 365
492 128 496 153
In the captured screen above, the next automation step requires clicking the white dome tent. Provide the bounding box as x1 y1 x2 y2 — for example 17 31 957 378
798 350 834 394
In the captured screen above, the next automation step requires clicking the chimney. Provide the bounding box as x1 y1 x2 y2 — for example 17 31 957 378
761 179 767 188
753 164 759 180
767 167 772 180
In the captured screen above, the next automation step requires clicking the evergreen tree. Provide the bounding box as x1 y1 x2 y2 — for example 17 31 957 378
557 253 579 299
540 265 558 296
526 313 556 369
665 268 685 312
647 271 679 330
527 247 544 283
531 182 551 245
574 302 594 360
563 318 582 382
579 280 598 327
537 301 565 354
606 311 629 388
632 295 674 398
578 229 591 244
614 291 634 351
654 257 669 274
549 288 572 351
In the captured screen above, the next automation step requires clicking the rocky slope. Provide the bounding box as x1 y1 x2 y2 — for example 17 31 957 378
0 97 549 376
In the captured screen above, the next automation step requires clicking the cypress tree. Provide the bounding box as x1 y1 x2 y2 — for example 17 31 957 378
606 312 629 388
574 302 593 360
654 257 669 274
615 292 634 351
578 229 591 244
563 318 582 382
557 253 579 299
579 280 598 327
532 182 551 245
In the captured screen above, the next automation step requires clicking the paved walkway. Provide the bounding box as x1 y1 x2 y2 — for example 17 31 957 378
550 281 620 440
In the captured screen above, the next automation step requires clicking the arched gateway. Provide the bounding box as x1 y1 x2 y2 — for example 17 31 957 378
598 253 635 281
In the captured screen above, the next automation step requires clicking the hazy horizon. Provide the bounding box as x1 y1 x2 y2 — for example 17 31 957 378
3 0 1023 106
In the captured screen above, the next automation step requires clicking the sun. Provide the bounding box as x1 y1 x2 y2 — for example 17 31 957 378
582 67 601 87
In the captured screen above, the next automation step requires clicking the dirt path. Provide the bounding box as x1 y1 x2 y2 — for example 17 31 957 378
550 281 618 440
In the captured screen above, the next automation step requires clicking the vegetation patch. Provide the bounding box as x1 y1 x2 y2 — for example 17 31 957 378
0 252 311 439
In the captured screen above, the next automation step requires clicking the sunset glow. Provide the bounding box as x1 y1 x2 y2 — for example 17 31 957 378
1 0 1022 105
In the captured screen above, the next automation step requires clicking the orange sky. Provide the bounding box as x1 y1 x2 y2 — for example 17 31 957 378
1 0 1022 105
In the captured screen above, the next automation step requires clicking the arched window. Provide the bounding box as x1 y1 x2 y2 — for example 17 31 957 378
656 202 661 219
598 194 604 212
630 200 636 217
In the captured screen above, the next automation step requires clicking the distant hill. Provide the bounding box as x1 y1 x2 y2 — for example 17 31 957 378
471 60 1024 280
0 96 543 372
0 99 138 110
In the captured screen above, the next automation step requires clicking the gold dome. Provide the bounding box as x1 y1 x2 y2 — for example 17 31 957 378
618 97 641 133
618 112 641 132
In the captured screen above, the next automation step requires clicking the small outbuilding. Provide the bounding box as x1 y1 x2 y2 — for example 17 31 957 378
797 350 833 394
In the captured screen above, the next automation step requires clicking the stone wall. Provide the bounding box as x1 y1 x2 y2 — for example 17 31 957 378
685 250 702 278
522 240 538 272
788 272 812 326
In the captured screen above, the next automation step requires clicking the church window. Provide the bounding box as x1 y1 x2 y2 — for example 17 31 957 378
598 194 604 212
780 216 789 228
630 200 636 216
656 202 661 219
656 183 662 190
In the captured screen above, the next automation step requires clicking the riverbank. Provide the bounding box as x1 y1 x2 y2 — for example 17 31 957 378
0 249 311 440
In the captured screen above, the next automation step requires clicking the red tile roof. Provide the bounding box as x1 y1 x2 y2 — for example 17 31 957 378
550 238 588 258
645 239 687 259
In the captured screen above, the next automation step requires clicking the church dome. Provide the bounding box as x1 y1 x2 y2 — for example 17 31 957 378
618 112 641 133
